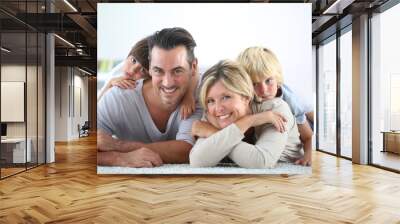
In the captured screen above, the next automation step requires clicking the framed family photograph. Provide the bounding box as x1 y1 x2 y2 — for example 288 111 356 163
97 3 313 175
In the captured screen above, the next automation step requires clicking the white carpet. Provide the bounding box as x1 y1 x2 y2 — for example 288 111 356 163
97 162 312 175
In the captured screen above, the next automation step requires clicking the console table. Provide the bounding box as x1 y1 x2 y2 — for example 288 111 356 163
381 131 400 154
1 138 32 163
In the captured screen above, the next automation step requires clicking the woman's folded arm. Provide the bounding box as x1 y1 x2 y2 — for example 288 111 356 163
229 123 289 169
189 124 244 167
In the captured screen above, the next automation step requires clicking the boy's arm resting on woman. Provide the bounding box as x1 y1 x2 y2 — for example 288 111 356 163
191 110 287 139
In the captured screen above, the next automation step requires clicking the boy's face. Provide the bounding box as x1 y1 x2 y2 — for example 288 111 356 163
123 55 146 80
253 76 278 101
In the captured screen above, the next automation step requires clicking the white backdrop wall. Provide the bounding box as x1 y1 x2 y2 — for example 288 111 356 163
98 3 313 106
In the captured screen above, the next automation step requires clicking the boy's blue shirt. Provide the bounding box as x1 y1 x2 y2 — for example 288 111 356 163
281 84 308 125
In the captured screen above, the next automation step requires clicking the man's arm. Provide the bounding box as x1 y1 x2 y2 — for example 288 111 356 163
98 151 124 166
144 140 193 164
98 129 192 164
98 148 163 167
97 130 144 152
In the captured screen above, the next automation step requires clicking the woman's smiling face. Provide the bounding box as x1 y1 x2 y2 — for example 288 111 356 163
206 80 251 129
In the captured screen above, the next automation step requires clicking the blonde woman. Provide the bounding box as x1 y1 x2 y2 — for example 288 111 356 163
190 60 303 168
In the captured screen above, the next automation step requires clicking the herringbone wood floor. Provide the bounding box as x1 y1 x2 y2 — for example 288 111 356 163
1 135 400 223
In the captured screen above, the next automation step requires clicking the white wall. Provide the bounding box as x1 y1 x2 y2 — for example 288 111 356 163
1 65 26 140
98 3 313 106
1 64 46 164
72 73 89 138
55 67 69 141
1 65 31 137
54 67 89 141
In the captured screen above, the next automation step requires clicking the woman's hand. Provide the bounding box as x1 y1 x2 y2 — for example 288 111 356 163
192 120 219 138
180 93 196 120
109 76 137 89
254 111 287 133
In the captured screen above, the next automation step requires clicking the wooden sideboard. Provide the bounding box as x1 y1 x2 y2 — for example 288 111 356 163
382 131 400 154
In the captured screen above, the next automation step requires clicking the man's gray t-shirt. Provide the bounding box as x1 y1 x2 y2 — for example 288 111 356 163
97 79 202 145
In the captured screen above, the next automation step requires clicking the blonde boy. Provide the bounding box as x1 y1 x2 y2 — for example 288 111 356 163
237 47 313 166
